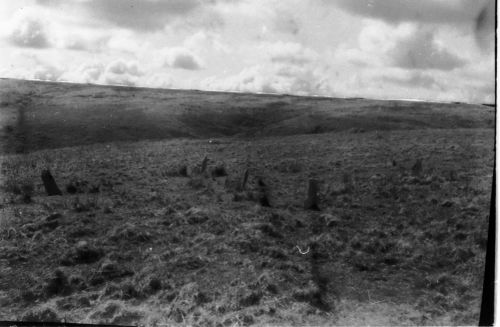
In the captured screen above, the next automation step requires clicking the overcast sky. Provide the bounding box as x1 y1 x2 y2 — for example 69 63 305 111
0 0 495 103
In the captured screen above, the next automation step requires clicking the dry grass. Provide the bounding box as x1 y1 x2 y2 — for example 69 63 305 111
0 79 494 326
0 126 492 326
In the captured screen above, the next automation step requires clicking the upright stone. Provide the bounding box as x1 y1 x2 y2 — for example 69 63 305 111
342 173 352 193
304 179 320 211
259 193 271 207
412 158 423 176
257 177 271 207
41 169 62 196
201 156 209 174
239 169 249 191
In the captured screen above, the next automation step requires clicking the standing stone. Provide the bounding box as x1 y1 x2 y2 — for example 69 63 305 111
412 158 423 176
304 179 320 211
240 169 249 191
342 172 354 193
41 169 62 196
201 156 209 174
259 193 271 207
257 177 271 207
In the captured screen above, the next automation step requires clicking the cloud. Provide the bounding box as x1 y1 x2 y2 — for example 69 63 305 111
143 73 173 89
164 47 203 70
106 33 145 53
327 19 482 101
59 62 103 84
265 41 319 65
60 60 142 86
183 31 231 53
390 28 466 71
202 63 330 96
37 0 211 31
202 41 330 96
335 21 466 71
58 34 110 52
273 11 300 35
331 0 489 26
79 63 104 82
101 59 142 86
0 0 493 104
8 16 51 48
474 0 495 52
381 71 441 89
33 64 63 81
103 74 137 86
106 60 142 76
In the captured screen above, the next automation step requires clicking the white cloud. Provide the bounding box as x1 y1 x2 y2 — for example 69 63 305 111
201 41 330 96
37 0 203 31
103 74 137 87
164 47 203 70
143 73 173 89
101 59 142 86
265 41 319 65
33 64 63 81
327 19 493 103
61 60 142 86
334 21 466 71
202 63 331 96
272 9 300 35
380 71 441 90
36 0 226 33
106 60 142 76
106 33 145 53
8 16 51 48
474 0 495 52
57 33 109 52
331 0 490 26
183 31 232 53
390 27 466 71
79 63 104 82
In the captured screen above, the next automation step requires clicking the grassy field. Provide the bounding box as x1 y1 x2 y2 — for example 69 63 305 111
0 78 495 326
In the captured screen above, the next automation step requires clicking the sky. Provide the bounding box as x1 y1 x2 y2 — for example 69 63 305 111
0 0 495 103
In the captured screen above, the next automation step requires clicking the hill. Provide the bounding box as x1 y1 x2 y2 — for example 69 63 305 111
0 78 494 153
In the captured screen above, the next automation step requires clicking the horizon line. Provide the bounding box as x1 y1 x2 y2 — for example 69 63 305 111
0 76 495 107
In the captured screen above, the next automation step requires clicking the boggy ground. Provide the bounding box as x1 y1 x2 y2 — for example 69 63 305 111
0 126 493 326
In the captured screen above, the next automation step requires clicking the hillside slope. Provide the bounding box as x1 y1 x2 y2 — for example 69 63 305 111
0 78 494 153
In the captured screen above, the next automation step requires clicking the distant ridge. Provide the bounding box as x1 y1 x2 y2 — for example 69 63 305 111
0 77 487 106
0 78 494 153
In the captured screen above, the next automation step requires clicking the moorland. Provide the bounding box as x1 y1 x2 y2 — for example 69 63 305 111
0 78 495 326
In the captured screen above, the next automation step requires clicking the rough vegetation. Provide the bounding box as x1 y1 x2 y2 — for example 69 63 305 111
0 78 494 326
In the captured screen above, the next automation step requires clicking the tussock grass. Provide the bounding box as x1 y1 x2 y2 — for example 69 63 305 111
0 124 492 326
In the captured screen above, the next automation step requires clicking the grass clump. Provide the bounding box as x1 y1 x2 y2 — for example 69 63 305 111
3 176 35 203
274 159 302 173
164 164 189 177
